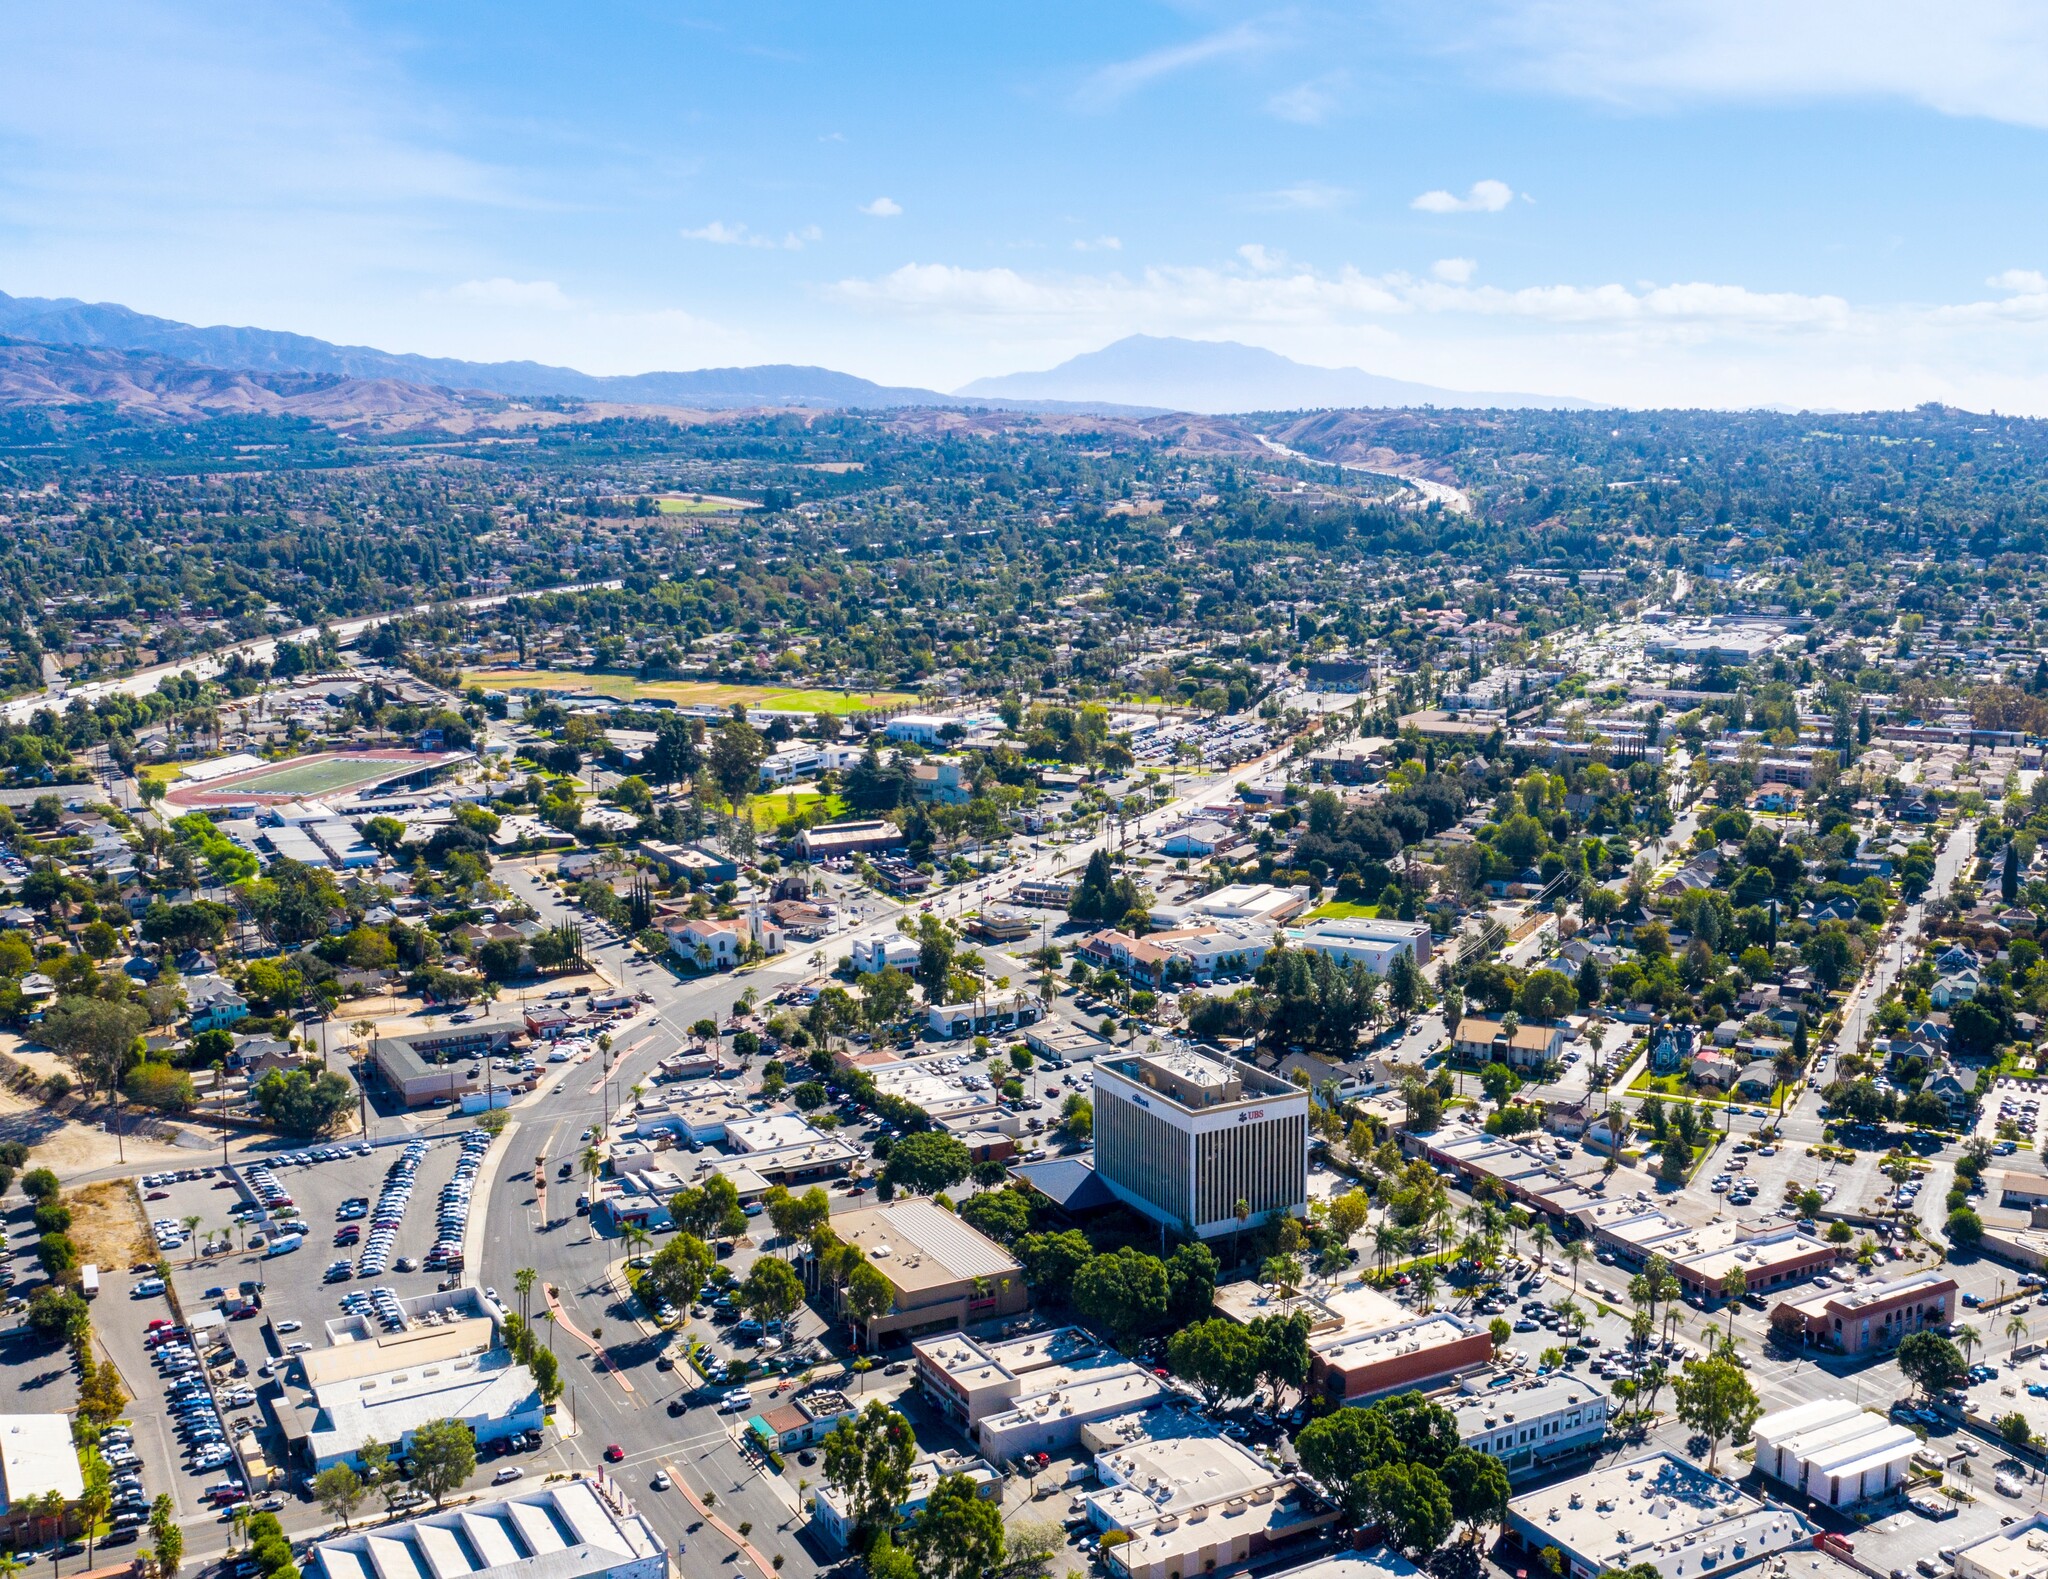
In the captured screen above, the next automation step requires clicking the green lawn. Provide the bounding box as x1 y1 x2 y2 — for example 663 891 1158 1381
460 669 914 714
751 790 848 830
1305 900 1380 921
654 494 756 514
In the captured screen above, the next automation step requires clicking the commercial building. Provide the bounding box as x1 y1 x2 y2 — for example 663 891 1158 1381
1280 915 1432 969
284 1288 544 1470
1504 1452 1813 1579
1668 1226 1836 1302
794 819 906 860
977 1364 1167 1463
1092 1045 1307 1240
1445 1373 1608 1480
745 1387 860 1453
0 1415 85 1540
914 1326 1114 1430
817 1199 1027 1346
1082 1405 1338 1579
307 1481 664 1579
372 1022 523 1107
1769 1271 1956 1356
1955 1514 2048 1579
1308 1314 1494 1405
1750 1401 1917 1509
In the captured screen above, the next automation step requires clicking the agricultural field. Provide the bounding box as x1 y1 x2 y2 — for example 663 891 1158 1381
461 669 913 714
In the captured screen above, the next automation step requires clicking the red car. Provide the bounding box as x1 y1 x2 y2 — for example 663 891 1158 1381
603 1444 624 1463
145 1190 168 1201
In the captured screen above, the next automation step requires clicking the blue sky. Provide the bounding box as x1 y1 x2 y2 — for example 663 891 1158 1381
9 2 2048 408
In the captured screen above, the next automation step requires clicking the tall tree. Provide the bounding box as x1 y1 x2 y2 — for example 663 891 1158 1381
821 1402 918 1546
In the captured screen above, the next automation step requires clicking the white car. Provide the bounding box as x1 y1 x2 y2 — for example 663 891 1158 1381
275 1320 301 1334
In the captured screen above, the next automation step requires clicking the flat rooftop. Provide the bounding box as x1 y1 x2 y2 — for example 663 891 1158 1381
1509 1452 1812 1578
1100 1044 1296 1110
0 1414 83 1511
979 1363 1163 1434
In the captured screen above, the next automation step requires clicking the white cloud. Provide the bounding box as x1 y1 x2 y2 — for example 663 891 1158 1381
1251 181 1353 211
1075 20 1278 109
444 277 574 310
1237 243 1288 273
1990 269 2048 293
1432 257 1477 284
1267 73 1347 125
1412 179 1516 214
1473 0 2048 131
682 220 821 250
860 196 903 217
1072 236 1122 252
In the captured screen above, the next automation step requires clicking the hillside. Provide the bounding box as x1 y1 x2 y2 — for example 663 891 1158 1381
0 337 477 426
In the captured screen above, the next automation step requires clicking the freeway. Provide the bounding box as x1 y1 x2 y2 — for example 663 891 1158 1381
1 577 624 725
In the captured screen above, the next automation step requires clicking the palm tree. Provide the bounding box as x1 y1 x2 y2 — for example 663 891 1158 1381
2009 1311 2030 1354
1373 1221 1406 1274
1412 1263 1439 1313
514 1267 538 1328
182 1215 201 1264
1563 1239 1587 1293
621 1223 651 1264
1231 1198 1250 1269
1955 1323 1982 1366
1530 1220 1554 1267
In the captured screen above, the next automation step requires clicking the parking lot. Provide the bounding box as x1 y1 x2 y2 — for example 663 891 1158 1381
111 1135 495 1522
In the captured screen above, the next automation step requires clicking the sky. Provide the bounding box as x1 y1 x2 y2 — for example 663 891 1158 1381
12 2 2048 410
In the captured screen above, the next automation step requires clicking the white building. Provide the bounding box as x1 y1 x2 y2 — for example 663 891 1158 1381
1505 1452 1813 1579
1956 1513 2048 1579
1280 915 1433 970
288 1288 545 1470
0 1414 84 1527
885 712 962 746
1446 1373 1607 1480
848 936 921 975
1093 1045 1307 1239
1748 1400 1918 1508
307 1482 663 1579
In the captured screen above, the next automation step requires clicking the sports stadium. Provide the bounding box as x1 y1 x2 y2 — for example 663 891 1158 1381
162 749 472 812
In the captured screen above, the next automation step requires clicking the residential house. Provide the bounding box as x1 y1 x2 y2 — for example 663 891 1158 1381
1932 969 1982 1009
187 974 249 1033
1691 1050 1740 1089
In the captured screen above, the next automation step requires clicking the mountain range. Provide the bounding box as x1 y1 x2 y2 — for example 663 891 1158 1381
0 290 1587 417
957 334 1591 413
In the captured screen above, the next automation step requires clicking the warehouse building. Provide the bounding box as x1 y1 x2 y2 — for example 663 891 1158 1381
307 1481 663 1579
1750 1401 1917 1508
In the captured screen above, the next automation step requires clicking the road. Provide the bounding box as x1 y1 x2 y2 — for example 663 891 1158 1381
1 577 624 725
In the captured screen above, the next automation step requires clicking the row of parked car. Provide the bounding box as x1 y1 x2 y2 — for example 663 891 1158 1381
93 1424 154 1540
427 1131 493 1271
358 1140 433 1277
145 1315 237 1473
